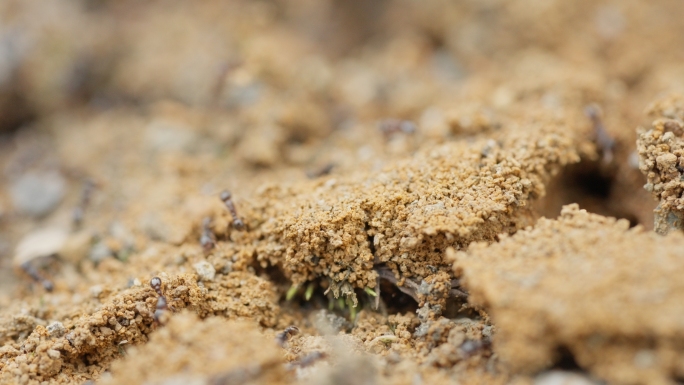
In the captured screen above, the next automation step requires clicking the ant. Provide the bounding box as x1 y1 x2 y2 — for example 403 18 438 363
584 104 615 164
72 179 96 228
200 217 216 252
378 119 417 138
150 277 172 323
275 326 299 347
219 190 245 231
306 163 335 179
20 261 54 292
459 339 491 358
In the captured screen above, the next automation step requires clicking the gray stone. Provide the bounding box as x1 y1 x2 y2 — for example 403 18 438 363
144 120 198 153
9 171 65 217
88 241 112 264
47 321 66 338
312 310 349 334
140 212 170 242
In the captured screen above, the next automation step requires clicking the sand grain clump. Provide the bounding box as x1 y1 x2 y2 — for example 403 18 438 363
637 94 684 234
216 109 582 308
454 204 684 384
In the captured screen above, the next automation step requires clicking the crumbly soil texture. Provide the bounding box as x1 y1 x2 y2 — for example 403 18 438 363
1 1 684 385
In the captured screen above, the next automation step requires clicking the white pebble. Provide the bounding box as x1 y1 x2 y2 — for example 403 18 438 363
534 371 599 385
13 228 68 266
47 321 66 338
90 285 103 298
193 261 216 281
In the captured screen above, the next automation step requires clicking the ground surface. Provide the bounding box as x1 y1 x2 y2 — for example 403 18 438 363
1 1 684 384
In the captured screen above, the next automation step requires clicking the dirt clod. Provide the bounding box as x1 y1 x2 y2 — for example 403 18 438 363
454 205 684 384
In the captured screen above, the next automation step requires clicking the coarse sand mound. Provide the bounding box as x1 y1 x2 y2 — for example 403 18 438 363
214 108 581 305
637 94 684 234
453 204 684 385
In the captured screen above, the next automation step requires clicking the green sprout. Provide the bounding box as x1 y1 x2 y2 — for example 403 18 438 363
286 284 299 301
364 287 377 297
337 297 345 310
116 248 131 263
304 283 315 301
346 297 358 321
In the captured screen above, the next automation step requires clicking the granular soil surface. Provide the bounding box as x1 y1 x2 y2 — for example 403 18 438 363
1 1 684 384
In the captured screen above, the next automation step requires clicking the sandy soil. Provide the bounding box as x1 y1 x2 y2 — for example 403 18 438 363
1 1 684 384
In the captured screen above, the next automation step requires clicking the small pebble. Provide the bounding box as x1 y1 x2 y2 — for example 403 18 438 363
312 310 349 333
89 241 112 264
221 261 233 274
90 285 103 298
47 321 66 338
144 119 199 153
46 349 60 360
110 222 135 250
140 213 171 242
193 261 216 281
634 349 656 368
13 227 68 266
534 371 599 385
628 151 640 169
9 171 66 217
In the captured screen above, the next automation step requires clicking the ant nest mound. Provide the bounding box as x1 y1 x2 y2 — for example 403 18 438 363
213 108 581 308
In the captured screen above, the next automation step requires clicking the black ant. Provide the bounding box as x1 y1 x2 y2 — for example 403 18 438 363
72 179 96 228
219 190 245 231
275 326 299 347
584 104 615 164
200 217 216 252
459 339 491 358
306 163 335 179
378 119 417 138
150 277 171 323
20 261 54 292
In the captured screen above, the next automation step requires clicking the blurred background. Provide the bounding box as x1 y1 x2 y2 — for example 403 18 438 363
1 0 684 293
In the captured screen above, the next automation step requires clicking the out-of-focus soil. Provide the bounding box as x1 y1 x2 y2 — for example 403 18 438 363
1 1 684 384
454 204 684 385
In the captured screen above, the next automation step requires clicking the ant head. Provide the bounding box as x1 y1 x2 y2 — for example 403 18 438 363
220 190 232 202
233 219 246 231
150 277 162 293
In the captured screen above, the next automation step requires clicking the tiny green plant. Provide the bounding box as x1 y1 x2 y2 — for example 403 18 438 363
304 283 315 301
286 284 299 301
